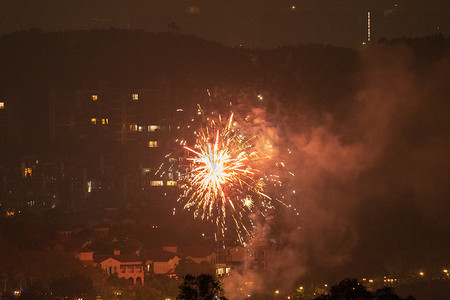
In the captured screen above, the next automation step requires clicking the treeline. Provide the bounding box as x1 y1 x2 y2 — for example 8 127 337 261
0 29 448 104
0 29 449 154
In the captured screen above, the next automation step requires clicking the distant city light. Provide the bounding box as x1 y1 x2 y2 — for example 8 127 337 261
150 180 163 186
148 140 158 147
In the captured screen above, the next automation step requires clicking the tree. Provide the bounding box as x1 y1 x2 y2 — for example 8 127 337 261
50 274 95 299
315 278 415 300
18 284 51 300
177 274 227 300
178 274 198 300
175 258 215 278
135 276 179 300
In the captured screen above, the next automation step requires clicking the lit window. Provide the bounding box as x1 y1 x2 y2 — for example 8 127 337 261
148 141 158 147
169 158 177 163
150 180 163 186
24 168 32 177
102 118 109 125
138 126 144 132
132 93 139 101
129 124 137 131
0 102 4 109
91 118 97 124
168 173 174 180
187 6 200 14
167 181 177 186
91 94 98 101
148 125 160 132
143 168 151 174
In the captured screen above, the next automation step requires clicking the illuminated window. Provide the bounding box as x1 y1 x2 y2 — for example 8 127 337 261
167 181 177 186
132 93 139 101
138 126 144 132
150 180 163 186
143 168 151 174
148 125 160 132
216 268 225 275
91 118 97 124
87 181 92 193
102 118 109 125
169 158 177 163
91 94 98 101
188 6 200 14
129 124 137 131
148 140 158 147
0 102 4 109
24 168 32 177
168 173 174 180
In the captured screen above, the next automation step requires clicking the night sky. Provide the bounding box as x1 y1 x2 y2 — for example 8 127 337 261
1 0 449 48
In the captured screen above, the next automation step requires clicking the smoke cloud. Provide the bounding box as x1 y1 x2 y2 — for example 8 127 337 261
222 41 450 295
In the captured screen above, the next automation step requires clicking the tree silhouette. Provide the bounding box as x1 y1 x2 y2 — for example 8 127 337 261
315 278 415 300
177 274 227 300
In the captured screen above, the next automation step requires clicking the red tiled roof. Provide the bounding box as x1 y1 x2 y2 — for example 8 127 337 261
180 244 215 258
143 248 179 262
94 222 110 229
94 254 142 263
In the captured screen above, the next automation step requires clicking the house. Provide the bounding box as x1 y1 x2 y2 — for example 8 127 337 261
180 244 216 264
121 217 137 228
225 245 247 272
96 251 144 286
77 251 95 266
144 248 180 277
93 222 110 238
57 228 73 241
247 238 281 273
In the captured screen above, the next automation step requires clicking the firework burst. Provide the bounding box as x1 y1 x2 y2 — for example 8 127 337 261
179 112 273 243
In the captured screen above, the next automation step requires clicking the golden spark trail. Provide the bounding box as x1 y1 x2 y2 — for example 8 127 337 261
179 113 271 243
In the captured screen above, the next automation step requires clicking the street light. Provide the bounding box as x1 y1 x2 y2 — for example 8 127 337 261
274 290 280 300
